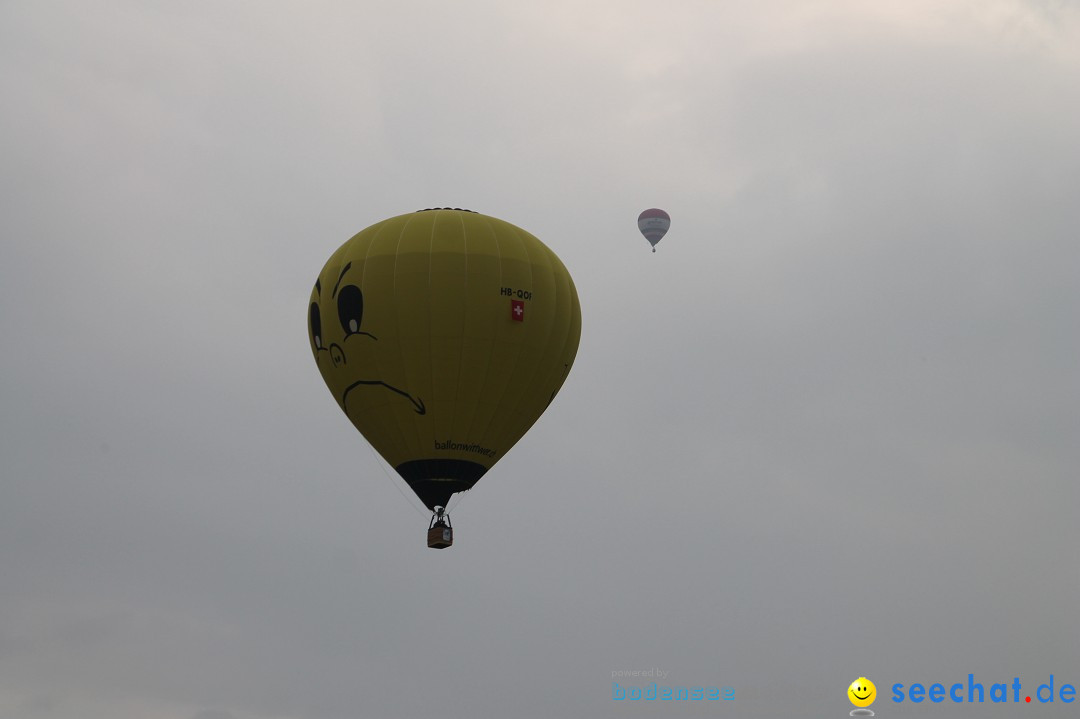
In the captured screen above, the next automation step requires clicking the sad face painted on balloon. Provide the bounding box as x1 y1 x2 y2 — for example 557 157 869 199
308 260 426 416
307 208 581 519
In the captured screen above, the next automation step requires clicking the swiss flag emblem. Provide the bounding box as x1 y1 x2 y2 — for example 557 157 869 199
511 299 525 322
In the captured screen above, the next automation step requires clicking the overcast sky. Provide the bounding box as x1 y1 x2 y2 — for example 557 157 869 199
2 2 1079 718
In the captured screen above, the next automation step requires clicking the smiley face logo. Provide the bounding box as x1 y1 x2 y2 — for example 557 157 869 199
848 677 877 708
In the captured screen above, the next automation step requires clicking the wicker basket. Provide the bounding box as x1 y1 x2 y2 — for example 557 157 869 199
427 525 453 549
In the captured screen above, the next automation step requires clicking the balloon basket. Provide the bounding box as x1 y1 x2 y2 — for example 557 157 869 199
427 511 453 549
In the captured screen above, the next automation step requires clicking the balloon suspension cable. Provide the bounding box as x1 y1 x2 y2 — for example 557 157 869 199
363 442 429 519
445 487 470 514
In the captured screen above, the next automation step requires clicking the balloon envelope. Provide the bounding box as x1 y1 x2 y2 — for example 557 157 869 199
308 209 581 511
637 208 670 249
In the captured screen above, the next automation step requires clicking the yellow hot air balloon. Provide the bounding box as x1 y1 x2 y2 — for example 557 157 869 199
308 209 581 547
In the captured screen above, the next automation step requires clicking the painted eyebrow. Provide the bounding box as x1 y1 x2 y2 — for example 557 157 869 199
332 262 352 299
314 278 322 295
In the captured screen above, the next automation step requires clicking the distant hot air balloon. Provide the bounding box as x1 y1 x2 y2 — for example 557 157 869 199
637 208 670 252
308 209 582 548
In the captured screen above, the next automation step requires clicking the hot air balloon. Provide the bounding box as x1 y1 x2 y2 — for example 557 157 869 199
308 209 582 548
637 208 670 252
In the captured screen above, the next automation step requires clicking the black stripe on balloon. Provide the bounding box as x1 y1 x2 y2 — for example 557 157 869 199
395 459 488 511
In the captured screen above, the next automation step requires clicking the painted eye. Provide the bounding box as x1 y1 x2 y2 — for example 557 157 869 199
337 284 364 336
310 302 323 349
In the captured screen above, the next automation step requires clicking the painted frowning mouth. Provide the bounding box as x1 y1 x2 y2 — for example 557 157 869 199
342 379 426 415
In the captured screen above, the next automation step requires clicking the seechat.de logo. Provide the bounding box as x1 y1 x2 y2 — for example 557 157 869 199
891 674 1076 705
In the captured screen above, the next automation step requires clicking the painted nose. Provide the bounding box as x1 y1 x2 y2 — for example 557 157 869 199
330 344 346 367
